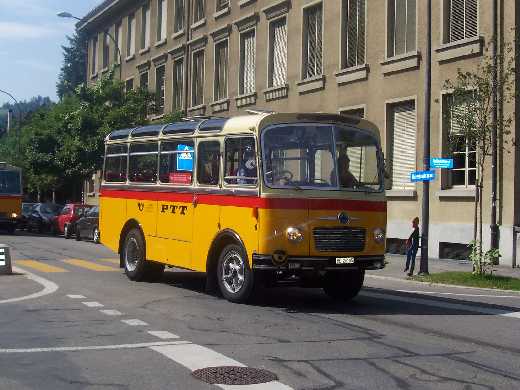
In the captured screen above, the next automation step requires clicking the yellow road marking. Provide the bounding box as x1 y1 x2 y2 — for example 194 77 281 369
62 259 119 272
16 260 68 273
98 258 120 265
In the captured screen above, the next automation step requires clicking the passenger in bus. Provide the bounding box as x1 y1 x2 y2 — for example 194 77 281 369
335 149 359 188
200 151 219 185
237 145 257 185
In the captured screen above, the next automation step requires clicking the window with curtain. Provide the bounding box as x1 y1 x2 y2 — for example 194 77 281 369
155 65 165 114
389 101 416 190
239 30 256 95
445 0 478 43
174 0 185 32
192 50 205 106
141 3 151 49
387 0 416 58
343 0 365 68
214 40 228 101
173 58 184 111
268 17 287 88
157 0 167 42
302 3 322 79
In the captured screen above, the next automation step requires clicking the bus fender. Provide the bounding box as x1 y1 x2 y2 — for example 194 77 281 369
118 219 143 268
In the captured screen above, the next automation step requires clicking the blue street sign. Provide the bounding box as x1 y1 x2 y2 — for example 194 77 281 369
430 158 454 169
176 144 194 172
410 170 436 182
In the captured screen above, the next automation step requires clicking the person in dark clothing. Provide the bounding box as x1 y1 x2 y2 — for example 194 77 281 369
404 217 420 276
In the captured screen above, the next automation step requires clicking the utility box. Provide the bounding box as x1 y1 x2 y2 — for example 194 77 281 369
0 244 12 275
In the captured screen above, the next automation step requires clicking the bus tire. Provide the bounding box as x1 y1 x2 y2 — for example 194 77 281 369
122 228 164 282
323 269 364 301
217 244 254 303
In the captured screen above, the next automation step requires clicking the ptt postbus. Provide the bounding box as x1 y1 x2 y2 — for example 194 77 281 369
100 113 386 303
0 162 22 234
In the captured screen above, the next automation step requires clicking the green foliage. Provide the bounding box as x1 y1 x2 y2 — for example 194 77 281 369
57 31 88 100
158 111 184 124
412 271 520 291
468 240 501 276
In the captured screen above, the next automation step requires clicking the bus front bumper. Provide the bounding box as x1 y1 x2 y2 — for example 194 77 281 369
0 217 18 229
252 254 386 272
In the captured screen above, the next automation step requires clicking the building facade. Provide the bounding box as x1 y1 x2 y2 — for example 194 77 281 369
79 0 520 266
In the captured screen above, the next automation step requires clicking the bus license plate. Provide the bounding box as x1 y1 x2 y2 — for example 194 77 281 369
336 257 355 265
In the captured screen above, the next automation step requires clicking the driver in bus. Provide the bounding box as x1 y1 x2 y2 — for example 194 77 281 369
335 148 359 188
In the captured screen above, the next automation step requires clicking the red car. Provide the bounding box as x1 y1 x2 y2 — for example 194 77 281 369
54 204 92 239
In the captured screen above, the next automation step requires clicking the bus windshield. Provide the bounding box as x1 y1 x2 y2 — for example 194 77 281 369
262 123 382 192
0 170 21 195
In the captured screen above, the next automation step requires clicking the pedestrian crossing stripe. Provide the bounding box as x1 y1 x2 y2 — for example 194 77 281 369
98 258 120 265
62 259 120 272
16 260 69 273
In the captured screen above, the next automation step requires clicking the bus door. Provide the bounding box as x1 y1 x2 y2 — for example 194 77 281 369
191 140 222 272
156 140 195 269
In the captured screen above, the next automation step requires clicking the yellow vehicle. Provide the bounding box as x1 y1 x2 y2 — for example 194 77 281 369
0 162 22 234
100 113 386 302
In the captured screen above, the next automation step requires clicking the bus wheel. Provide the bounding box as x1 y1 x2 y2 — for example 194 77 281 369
122 228 164 282
323 270 365 301
217 244 254 303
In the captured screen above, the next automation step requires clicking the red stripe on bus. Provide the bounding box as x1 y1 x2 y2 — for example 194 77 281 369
0 195 22 199
100 189 386 212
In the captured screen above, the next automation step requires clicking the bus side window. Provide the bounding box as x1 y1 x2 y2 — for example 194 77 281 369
224 137 257 186
104 144 128 183
197 141 220 186
129 142 158 183
159 140 194 185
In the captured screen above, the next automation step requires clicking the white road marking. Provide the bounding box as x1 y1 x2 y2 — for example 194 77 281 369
100 309 122 316
67 294 86 299
395 289 520 299
362 291 520 319
219 383 294 390
122 319 148 326
0 266 58 304
150 344 245 371
82 301 104 308
147 331 179 339
0 341 188 354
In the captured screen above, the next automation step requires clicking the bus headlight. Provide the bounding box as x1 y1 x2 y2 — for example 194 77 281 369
373 228 385 244
286 227 304 243
10 213 18 219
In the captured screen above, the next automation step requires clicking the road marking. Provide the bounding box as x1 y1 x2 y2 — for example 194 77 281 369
0 341 188 354
147 331 179 339
67 295 86 299
100 309 122 316
362 291 520 319
218 383 294 390
62 259 119 272
0 266 59 304
122 319 148 326
16 260 68 273
82 301 104 308
98 258 120 265
396 289 520 299
150 343 245 371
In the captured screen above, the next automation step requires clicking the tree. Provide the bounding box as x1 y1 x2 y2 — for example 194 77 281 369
443 41 516 274
56 31 88 100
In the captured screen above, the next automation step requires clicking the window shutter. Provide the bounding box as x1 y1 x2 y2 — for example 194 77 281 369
346 0 365 68
465 0 478 38
272 19 287 87
241 31 255 94
175 0 185 32
304 5 322 78
391 102 416 190
449 0 477 42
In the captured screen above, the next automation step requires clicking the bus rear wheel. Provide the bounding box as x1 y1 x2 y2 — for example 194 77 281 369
122 228 164 282
323 269 365 301
217 244 254 303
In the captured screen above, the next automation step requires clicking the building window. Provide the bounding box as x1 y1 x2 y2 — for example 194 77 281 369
343 0 365 68
302 3 323 79
214 40 228 101
387 0 416 58
443 0 478 43
239 29 256 95
173 58 184 111
91 36 98 74
141 3 151 49
443 94 477 187
216 0 229 12
115 21 123 63
125 78 134 91
268 17 288 88
192 50 205 107
157 0 167 42
174 0 185 32
127 13 136 56
155 65 166 114
140 71 149 90
388 101 416 190
102 31 110 68
194 0 205 23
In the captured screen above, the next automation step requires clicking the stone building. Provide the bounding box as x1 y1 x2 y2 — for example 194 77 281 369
78 0 520 266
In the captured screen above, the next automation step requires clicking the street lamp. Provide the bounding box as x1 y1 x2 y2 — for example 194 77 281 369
0 89 22 157
57 11 123 80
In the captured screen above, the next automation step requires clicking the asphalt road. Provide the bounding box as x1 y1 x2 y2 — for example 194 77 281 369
1 232 520 390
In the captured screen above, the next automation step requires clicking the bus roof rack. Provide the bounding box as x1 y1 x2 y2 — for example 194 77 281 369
245 109 276 115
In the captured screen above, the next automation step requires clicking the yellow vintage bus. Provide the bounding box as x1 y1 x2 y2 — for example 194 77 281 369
0 162 22 234
100 113 386 302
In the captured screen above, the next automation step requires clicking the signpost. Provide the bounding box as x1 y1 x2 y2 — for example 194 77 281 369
410 170 435 182
430 158 453 169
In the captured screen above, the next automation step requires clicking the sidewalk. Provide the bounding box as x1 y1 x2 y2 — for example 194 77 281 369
373 254 520 281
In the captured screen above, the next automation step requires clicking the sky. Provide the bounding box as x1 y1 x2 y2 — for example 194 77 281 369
0 0 104 106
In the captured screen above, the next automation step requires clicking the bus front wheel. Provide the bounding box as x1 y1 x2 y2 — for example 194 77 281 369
323 270 364 301
122 228 164 282
217 244 254 303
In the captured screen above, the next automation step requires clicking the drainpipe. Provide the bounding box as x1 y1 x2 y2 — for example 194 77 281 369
183 0 192 116
490 0 499 251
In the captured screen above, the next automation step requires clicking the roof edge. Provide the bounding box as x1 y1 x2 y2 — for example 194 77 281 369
77 0 120 31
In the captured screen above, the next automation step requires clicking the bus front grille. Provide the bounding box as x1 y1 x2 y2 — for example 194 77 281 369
313 227 366 252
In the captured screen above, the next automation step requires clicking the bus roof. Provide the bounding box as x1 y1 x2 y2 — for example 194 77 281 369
105 113 380 142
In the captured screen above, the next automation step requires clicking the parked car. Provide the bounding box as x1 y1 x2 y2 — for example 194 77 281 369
75 206 100 243
54 203 92 238
18 202 36 230
26 203 63 233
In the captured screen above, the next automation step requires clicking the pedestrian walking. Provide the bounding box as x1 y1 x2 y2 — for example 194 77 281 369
404 217 420 276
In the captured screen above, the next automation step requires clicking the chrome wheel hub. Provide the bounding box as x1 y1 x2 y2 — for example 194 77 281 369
125 237 140 272
222 251 245 294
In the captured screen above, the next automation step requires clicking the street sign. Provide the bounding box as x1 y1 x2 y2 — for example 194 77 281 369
410 170 435 182
430 158 453 169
